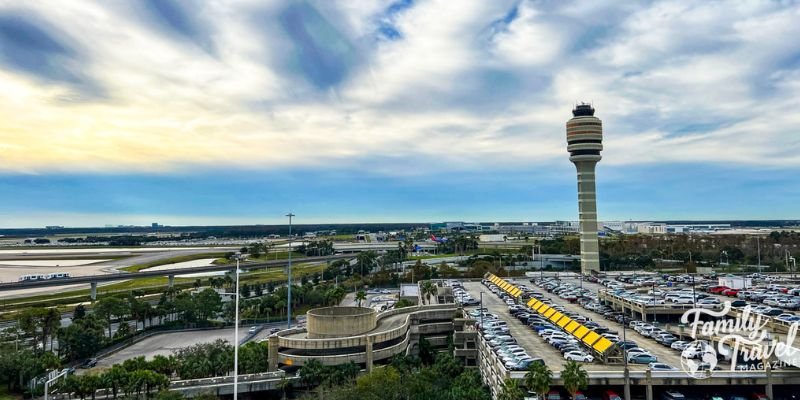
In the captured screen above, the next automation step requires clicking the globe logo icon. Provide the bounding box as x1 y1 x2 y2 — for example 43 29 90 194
680 340 717 379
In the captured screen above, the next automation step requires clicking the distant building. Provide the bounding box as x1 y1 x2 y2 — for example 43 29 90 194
45 225 64 229
152 222 160 228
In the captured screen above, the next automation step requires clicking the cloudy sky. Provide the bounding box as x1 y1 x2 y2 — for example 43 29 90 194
0 0 799 227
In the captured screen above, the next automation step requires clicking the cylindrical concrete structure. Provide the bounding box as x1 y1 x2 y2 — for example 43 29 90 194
306 307 377 338
567 104 603 274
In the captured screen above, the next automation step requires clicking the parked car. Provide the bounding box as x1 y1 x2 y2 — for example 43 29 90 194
564 351 594 362
661 391 686 400
629 353 658 364
545 390 563 400
671 341 689 350
722 288 740 297
80 358 97 369
648 362 677 371
602 390 623 400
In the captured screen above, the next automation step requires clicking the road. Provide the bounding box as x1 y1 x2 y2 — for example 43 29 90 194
94 322 284 369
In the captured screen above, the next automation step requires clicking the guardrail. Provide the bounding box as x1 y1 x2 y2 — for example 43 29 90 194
170 371 286 387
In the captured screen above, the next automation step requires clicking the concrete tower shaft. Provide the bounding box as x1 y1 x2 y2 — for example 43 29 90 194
566 104 602 274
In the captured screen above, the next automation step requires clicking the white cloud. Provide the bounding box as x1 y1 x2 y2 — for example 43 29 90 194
0 0 798 174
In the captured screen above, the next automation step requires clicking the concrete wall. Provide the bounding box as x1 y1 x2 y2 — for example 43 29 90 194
306 307 377 338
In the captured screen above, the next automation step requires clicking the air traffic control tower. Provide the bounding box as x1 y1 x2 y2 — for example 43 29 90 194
566 104 603 274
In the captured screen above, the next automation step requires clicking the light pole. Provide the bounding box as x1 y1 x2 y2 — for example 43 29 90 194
286 212 295 330
233 255 242 400
480 292 484 328
652 281 656 323
622 320 630 400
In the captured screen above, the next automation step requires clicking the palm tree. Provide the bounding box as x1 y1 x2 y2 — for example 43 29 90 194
43 307 61 350
421 281 437 305
355 290 367 308
278 376 293 400
561 360 588 399
497 378 524 400
524 362 552 399
102 365 128 399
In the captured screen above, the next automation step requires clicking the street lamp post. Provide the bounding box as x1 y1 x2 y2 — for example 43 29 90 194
622 321 630 400
480 292 484 328
233 255 241 400
286 212 295 330
652 281 656 323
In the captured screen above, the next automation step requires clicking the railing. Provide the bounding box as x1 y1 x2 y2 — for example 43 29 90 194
170 371 286 387
276 303 457 349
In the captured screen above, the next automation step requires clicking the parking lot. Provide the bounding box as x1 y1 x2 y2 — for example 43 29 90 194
464 281 639 371
519 276 694 369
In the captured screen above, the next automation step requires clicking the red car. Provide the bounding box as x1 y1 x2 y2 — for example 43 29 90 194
603 390 623 400
708 286 730 294
722 288 740 297
750 393 768 400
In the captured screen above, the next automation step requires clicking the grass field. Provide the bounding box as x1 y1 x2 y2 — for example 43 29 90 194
409 250 479 260
246 251 305 262
0 262 326 320
121 252 230 272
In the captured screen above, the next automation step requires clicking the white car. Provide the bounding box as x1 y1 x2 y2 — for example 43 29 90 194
670 341 689 350
564 351 594 362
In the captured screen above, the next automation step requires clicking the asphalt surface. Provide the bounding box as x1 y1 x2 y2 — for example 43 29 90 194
0 248 236 298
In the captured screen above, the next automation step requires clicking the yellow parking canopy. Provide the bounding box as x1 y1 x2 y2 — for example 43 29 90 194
557 316 572 328
536 303 550 313
573 326 590 340
548 311 564 323
581 331 601 346
593 337 614 353
564 321 580 332
543 308 556 318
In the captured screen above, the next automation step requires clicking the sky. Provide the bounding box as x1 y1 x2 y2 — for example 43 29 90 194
0 0 799 228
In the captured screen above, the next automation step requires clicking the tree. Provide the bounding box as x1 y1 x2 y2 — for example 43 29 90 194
238 342 269 374
80 374 102 400
451 369 491 400
357 251 378 276
420 281 437 305
355 290 367 308
561 360 588 399
497 378 524 400
173 339 233 379
73 304 87 321
19 308 46 352
195 289 222 322
298 359 325 389
102 365 128 399
94 297 127 338
524 362 552 399
114 322 132 339
58 314 106 361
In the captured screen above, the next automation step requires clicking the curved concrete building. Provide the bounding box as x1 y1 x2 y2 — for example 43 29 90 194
267 303 475 372
567 104 603 274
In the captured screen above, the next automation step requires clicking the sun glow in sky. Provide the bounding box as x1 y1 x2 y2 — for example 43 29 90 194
1 0 799 227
